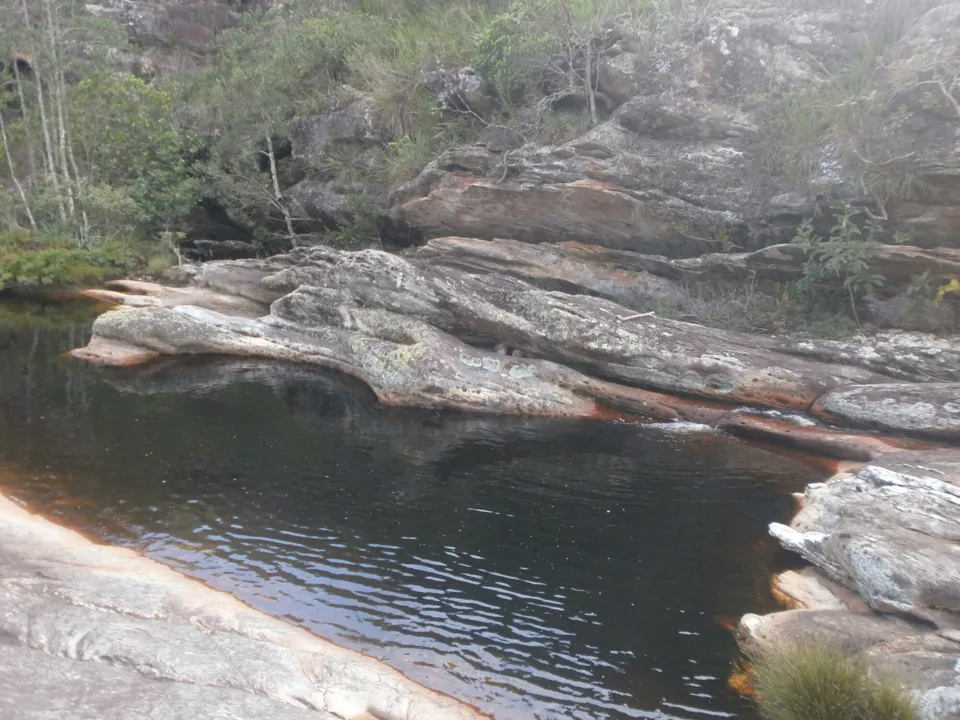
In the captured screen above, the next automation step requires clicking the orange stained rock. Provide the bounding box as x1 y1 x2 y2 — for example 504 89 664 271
727 661 755 698
718 413 932 462
70 337 160 367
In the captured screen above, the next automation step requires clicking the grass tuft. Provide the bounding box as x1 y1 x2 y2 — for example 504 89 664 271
146 254 174 277
752 644 919 720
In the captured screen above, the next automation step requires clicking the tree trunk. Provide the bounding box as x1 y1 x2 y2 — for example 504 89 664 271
23 0 64 221
12 59 38 181
0 108 37 230
43 0 76 221
584 43 597 126
265 133 294 239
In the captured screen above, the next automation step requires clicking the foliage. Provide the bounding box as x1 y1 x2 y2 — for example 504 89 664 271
936 278 960 305
2 0 652 253
649 281 860 339
752 643 919 720
905 271 933 303
69 74 201 235
791 204 889 325
475 0 560 97
475 0 648 101
346 2 485 135
382 119 469 185
0 231 138 288
146 254 174 278
170 0 494 238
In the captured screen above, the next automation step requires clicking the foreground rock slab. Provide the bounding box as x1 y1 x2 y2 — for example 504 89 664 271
772 450 960 617
739 450 960 719
0 493 486 720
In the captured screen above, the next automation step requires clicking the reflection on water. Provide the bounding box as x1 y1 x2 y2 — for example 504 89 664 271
0 301 817 720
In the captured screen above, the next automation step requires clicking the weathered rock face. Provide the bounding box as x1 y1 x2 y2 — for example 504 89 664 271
72 243 960 441
385 1 960 252
813 384 960 440
386 122 739 257
0 493 485 720
85 0 271 75
740 451 960 720
418 235 960 332
290 98 384 166
419 66 495 120
772 450 960 616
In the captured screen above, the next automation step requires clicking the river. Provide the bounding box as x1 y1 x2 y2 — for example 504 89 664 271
0 299 819 720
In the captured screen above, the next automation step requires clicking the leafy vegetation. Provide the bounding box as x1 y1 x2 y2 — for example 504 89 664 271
752 643 919 720
0 230 138 287
790 204 892 325
0 0 952 315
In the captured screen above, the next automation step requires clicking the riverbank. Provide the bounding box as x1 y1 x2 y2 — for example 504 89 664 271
64 242 960 716
738 449 960 720
0 490 486 720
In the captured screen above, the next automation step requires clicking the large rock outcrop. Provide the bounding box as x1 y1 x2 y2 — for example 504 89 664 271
71 241 960 443
382 0 960 252
739 450 960 720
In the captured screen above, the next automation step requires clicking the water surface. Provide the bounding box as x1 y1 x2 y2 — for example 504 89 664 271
0 301 817 720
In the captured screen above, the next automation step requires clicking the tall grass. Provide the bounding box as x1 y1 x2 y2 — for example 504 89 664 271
756 0 934 200
752 644 919 720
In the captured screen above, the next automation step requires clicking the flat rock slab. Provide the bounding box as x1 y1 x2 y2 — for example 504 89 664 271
771 449 960 616
0 493 486 720
813 383 960 441
71 244 960 440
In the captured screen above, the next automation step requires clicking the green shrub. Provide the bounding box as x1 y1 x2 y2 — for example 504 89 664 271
146 254 174 277
792 204 888 325
69 74 201 235
752 643 919 720
0 231 138 288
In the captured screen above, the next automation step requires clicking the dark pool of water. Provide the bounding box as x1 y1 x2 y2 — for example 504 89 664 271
0 300 819 720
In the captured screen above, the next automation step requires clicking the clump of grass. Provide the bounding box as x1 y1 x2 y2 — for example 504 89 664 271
536 108 594 144
646 278 862 339
756 0 932 200
380 119 469 185
752 644 919 720
346 1 487 137
146 254 174 277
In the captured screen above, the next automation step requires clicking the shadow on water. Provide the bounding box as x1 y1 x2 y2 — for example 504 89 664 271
0 300 825 720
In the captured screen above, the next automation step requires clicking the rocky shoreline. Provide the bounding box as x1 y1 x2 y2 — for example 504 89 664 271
0 492 486 720
739 449 960 720
64 237 960 716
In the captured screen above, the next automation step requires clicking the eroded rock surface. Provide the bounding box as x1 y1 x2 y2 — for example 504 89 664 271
740 451 960 719
772 450 960 617
0 493 486 720
386 1 960 251
72 243 960 441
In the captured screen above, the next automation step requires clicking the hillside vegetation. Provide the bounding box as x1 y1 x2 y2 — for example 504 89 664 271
1 0 957 333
